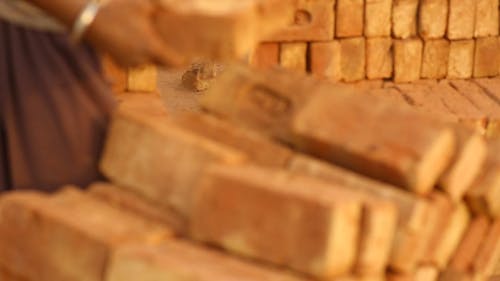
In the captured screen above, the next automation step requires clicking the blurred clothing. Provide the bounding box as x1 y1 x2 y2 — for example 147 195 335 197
0 0 64 32
0 19 115 192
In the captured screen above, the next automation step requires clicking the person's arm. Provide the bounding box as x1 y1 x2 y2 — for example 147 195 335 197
24 0 183 67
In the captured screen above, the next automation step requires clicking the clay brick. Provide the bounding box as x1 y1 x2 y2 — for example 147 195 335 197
473 220 500 277
102 55 127 94
127 64 158 93
201 65 319 141
99 109 247 217
423 200 470 268
438 128 487 202
392 0 419 39
340 37 366 82
289 155 398 275
155 0 293 62
418 0 448 39
336 0 364 38
450 216 491 271
448 0 476 40
473 79 500 136
310 41 342 81
87 183 188 235
106 240 309 281
174 112 293 167
280 42 308 74
288 155 431 273
475 0 499 37
249 43 280 70
366 37 393 79
449 80 500 120
365 0 392 37
116 93 167 117
466 140 500 218
191 165 362 279
473 37 500 78
266 0 335 42
394 39 423 82
421 39 450 79
0 189 170 281
448 40 475 79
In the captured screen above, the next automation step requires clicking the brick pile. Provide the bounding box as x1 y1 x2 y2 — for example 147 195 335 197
250 0 500 82
3 66 500 281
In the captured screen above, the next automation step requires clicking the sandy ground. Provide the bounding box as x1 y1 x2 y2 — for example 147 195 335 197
157 68 204 114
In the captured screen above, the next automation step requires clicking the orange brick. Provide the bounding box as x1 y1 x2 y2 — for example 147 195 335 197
0 189 170 281
267 0 335 41
421 39 450 79
280 42 308 74
249 43 280 70
106 240 309 281
392 0 419 39
336 0 364 38
418 0 448 39
448 0 475 40
100 109 247 217
365 0 392 37
366 37 393 79
127 64 158 93
340 37 366 81
473 220 500 277
473 37 500 78
394 39 423 82
450 216 491 271
102 55 127 94
191 165 362 279
475 0 499 37
310 41 342 81
448 40 475 79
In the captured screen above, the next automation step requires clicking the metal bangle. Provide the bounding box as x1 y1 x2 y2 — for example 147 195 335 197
70 0 101 43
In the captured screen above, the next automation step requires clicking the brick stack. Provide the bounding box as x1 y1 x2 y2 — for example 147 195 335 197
250 0 500 83
3 66 500 281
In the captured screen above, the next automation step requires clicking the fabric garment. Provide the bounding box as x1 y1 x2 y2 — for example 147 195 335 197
0 0 64 32
0 19 115 192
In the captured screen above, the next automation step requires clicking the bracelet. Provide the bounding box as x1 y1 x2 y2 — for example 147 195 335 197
70 0 102 43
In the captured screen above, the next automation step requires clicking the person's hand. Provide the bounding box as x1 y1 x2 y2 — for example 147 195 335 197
84 0 184 67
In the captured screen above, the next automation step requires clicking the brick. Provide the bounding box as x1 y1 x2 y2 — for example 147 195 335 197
201 65 319 141
365 0 392 37
393 39 423 82
174 112 293 167
448 40 475 79
473 78 500 138
340 37 366 82
466 140 500 217
0 267 28 281
310 41 342 81
266 0 334 42
473 220 500 277
99 109 247 217
191 165 362 279
87 183 188 235
293 83 455 194
249 43 280 69
0 189 170 281
448 0 475 40
116 93 167 117
473 37 500 78
106 240 309 281
127 64 158 93
102 55 127 94
289 155 398 275
475 0 499 37
257 0 297 37
366 37 393 79
155 0 292 62
280 42 308 74
438 128 487 202
421 39 450 79
418 0 448 39
336 0 364 38
288 155 430 273
392 0 419 39
448 80 500 121
450 216 491 271
424 201 470 268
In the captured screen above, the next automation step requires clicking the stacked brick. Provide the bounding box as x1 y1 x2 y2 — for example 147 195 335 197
250 0 500 82
3 66 500 281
